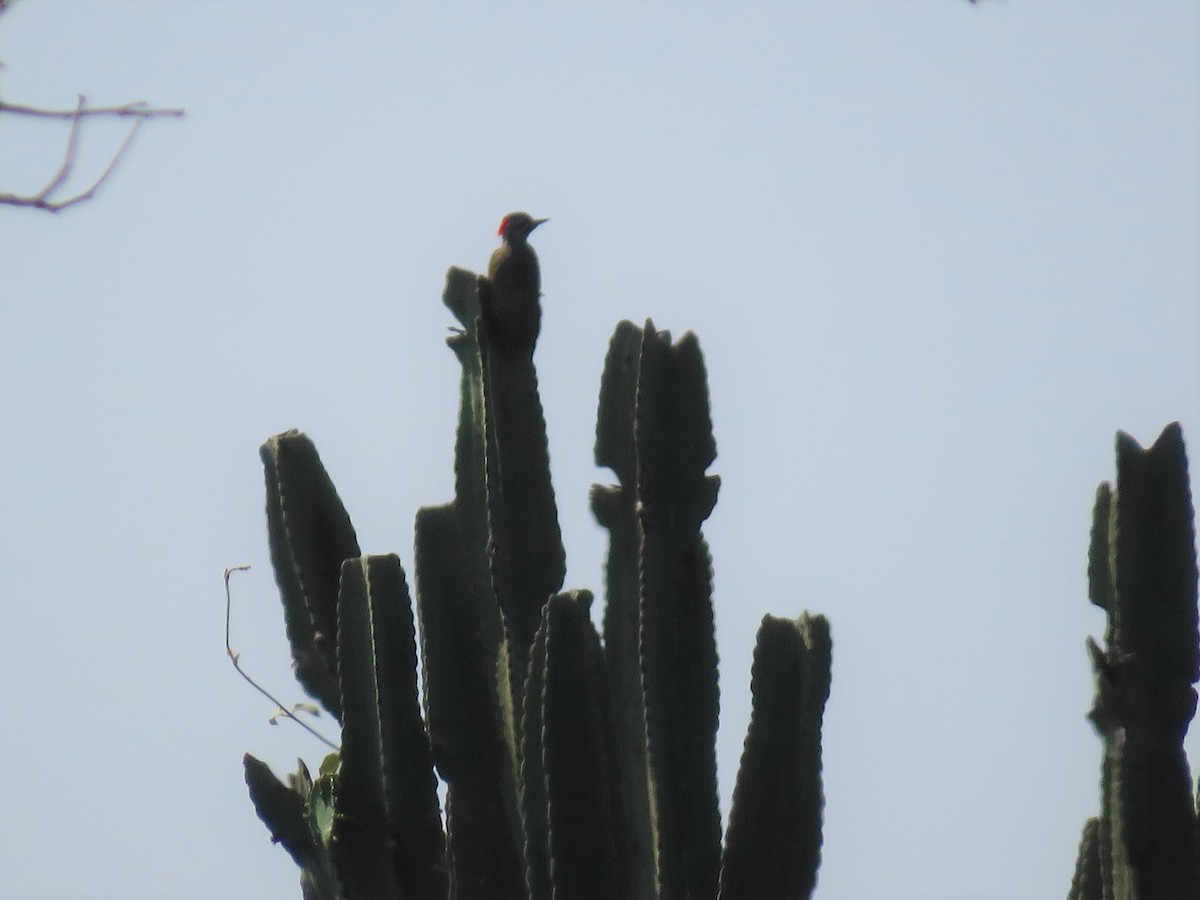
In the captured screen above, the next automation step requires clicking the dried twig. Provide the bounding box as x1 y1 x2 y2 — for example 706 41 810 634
0 98 185 120
224 564 339 751
0 94 184 213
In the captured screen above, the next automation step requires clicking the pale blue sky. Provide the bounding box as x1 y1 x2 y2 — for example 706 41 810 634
1 2 1197 898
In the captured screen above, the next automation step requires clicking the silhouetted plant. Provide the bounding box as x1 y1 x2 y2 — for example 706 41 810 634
1070 423 1200 900
243 265 832 899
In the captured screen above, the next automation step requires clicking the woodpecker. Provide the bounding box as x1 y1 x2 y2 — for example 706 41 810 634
479 211 548 354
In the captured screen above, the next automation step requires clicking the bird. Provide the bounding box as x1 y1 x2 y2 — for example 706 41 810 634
479 211 548 355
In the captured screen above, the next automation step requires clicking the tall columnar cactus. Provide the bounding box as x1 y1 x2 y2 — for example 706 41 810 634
243 265 833 899
1069 423 1200 900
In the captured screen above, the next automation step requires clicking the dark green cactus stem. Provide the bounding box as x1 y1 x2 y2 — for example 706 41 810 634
537 591 622 899
591 319 656 900
1087 483 1115 617
332 559 395 900
244 753 341 900
443 268 493 561
1068 818 1103 900
1078 422 1200 899
332 555 447 900
261 430 361 721
720 613 832 900
415 505 525 899
411 267 532 897
635 321 723 900
477 295 567 722
244 754 320 872
523 591 625 899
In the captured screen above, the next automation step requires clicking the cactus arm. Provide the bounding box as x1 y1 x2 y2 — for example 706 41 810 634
1111 424 1198 693
1087 483 1115 615
443 268 491 545
1082 423 1200 899
1108 424 1200 897
342 555 449 898
540 590 621 899
591 319 657 900
443 264 483 332
439 267 511 782
1085 483 1124 899
720 614 832 900
1068 818 1103 900
419 266 531 897
244 753 342 900
635 321 723 900
331 558 400 900
261 430 361 720
244 752 319 869
594 319 643 489
414 504 526 899
477 302 567 719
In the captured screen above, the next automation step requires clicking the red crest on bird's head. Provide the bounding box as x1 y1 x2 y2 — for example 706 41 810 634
497 212 547 239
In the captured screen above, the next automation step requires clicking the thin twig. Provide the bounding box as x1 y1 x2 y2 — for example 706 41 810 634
36 118 144 212
0 98 185 119
224 565 339 751
36 95 86 202
0 93 183 212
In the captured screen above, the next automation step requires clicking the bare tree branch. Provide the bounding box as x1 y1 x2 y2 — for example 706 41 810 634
35 96 87 200
0 93 184 213
0 98 184 120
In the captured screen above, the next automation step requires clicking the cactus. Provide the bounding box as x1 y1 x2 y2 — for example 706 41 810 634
243 265 833 899
1071 422 1200 900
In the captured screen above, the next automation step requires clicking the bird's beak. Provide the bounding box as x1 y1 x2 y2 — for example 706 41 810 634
532 218 550 229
